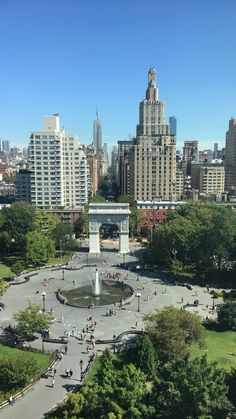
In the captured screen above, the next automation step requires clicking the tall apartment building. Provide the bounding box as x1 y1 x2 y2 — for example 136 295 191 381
2 139 10 153
198 149 213 164
225 118 236 194
182 140 198 175
117 140 134 196
134 68 176 201
191 163 225 195
175 168 184 200
28 115 89 209
15 162 31 202
93 110 102 149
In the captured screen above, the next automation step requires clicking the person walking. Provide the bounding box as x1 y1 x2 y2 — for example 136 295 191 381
64 345 68 354
69 369 73 378
51 378 55 387
53 368 57 376
65 368 69 377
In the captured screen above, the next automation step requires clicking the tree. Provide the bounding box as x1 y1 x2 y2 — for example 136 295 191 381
0 353 41 390
74 205 89 237
1 202 36 252
25 231 55 266
145 306 204 362
98 176 110 199
151 356 230 419
33 211 60 239
13 302 53 336
134 334 157 379
147 202 236 280
54 222 75 252
217 301 236 330
225 368 236 410
96 348 115 388
11 260 25 276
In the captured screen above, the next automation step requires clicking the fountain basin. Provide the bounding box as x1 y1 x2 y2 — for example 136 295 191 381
59 280 134 308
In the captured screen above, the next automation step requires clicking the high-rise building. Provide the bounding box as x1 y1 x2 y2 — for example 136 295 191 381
134 68 176 201
28 114 89 209
191 162 225 195
2 139 10 153
169 116 177 136
117 140 134 196
15 162 31 202
93 110 102 149
213 143 219 159
198 149 213 164
225 118 236 194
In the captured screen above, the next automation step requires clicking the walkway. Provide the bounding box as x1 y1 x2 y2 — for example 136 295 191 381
0 249 218 418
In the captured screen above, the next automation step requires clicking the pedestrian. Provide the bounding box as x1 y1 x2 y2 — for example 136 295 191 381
51 378 55 387
9 395 14 405
65 368 69 377
50 308 54 315
113 334 116 340
82 328 85 334
65 345 68 354
86 324 89 332
181 297 184 303
69 369 73 378
87 345 90 353
135 321 138 328
54 368 57 376
61 316 64 323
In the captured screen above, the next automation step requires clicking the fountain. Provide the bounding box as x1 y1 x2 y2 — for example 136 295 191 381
93 269 101 296
59 268 134 308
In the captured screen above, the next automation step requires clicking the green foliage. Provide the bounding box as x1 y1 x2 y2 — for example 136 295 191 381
147 202 236 280
96 348 115 388
33 211 60 238
25 231 55 266
13 302 53 336
0 279 8 297
134 334 157 378
0 202 36 253
217 301 236 330
151 356 230 418
74 205 89 237
11 260 24 275
54 223 75 252
225 368 236 409
98 176 110 199
0 353 41 390
145 306 204 362
89 194 106 203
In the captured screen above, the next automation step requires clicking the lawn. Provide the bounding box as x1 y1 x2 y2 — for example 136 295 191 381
46 252 73 266
0 262 13 280
0 344 52 402
191 328 236 370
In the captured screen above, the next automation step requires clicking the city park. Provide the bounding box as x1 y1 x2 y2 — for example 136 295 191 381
0 201 235 418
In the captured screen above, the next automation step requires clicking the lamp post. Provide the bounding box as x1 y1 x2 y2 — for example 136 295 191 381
62 269 65 280
80 359 84 381
136 292 141 312
42 291 46 313
86 254 88 266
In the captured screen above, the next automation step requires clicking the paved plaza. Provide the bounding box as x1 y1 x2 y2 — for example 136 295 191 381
0 248 219 419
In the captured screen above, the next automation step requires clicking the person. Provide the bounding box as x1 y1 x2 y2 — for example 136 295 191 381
54 368 57 376
86 345 90 353
181 297 184 303
113 334 116 340
64 345 68 354
51 378 55 387
135 321 138 327
9 395 14 405
61 316 64 323
65 368 69 377
69 369 73 378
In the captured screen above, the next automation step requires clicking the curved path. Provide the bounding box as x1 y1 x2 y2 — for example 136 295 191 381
0 249 216 419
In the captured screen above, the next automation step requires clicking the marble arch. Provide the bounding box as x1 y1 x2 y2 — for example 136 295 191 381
88 203 130 253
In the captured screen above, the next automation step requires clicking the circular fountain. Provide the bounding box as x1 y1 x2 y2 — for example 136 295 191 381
59 269 134 308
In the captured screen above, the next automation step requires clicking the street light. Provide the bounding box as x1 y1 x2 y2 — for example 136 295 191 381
86 254 88 266
80 359 84 381
42 291 46 313
62 269 65 280
136 292 141 312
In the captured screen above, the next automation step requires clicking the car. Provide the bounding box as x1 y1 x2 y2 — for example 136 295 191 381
185 283 193 291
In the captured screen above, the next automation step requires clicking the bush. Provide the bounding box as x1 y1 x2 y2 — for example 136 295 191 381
217 301 236 330
0 353 41 390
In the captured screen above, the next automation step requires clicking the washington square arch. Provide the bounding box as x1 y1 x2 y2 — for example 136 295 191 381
88 203 131 253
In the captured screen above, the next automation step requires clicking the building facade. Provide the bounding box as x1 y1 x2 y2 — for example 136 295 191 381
134 68 176 201
93 110 102 149
225 118 236 194
191 163 225 195
28 115 89 209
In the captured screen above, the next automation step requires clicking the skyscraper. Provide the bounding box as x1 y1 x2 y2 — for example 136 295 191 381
225 118 236 194
2 139 10 153
93 110 102 149
28 115 89 208
169 116 177 136
133 68 176 201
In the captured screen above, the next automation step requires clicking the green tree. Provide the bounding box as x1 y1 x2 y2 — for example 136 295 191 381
25 231 55 266
33 211 60 238
74 205 89 237
11 260 25 276
134 334 157 379
225 368 236 409
0 353 41 390
1 202 36 253
54 222 75 252
98 176 110 199
96 348 115 388
217 301 236 330
145 306 204 362
13 302 53 336
151 356 230 419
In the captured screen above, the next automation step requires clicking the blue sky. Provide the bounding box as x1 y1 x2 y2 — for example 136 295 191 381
0 0 236 153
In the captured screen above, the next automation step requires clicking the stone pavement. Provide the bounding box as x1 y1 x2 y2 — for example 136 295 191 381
0 249 220 418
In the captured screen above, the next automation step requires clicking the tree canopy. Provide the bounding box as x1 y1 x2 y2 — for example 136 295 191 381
147 202 236 281
13 302 53 336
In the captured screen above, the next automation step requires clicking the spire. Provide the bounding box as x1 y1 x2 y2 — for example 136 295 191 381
96 106 99 120
146 67 158 101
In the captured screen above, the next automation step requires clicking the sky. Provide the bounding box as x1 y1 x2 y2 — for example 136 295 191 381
0 0 236 154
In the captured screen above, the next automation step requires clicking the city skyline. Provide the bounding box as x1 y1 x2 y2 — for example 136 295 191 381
0 0 236 152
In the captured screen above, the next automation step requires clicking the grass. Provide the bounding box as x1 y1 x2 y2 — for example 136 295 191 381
0 262 13 280
0 343 52 402
47 253 72 266
191 328 236 370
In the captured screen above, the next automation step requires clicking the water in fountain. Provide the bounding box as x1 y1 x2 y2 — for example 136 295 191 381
93 269 101 296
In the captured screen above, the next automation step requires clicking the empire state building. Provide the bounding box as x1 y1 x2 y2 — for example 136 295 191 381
93 110 102 149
